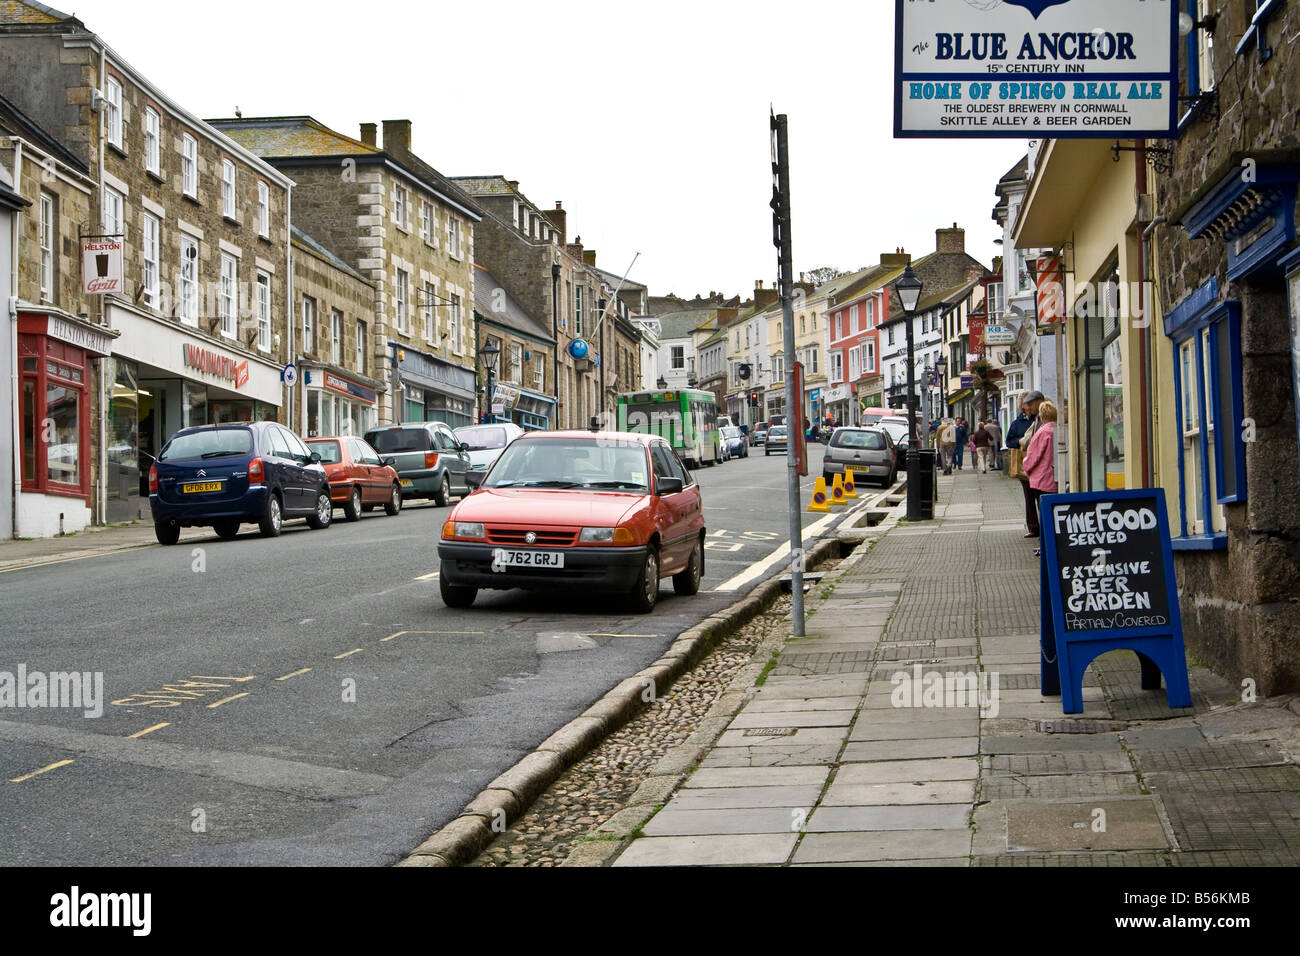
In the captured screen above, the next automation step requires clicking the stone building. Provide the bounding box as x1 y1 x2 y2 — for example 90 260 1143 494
472 264 556 430
291 227 383 439
214 117 481 429
0 3 294 535
1149 1 1300 692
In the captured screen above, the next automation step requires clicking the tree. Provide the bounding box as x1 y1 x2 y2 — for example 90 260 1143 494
805 266 843 285
969 357 999 424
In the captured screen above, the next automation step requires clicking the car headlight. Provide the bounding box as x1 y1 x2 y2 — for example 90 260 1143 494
453 521 485 539
580 526 635 545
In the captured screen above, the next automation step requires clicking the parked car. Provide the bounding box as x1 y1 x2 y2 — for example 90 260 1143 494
454 422 525 476
822 427 897 488
305 436 402 521
764 424 789 456
363 422 471 506
437 431 706 613
721 426 748 459
149 421 331 544
751 421 769 446
876 417 911 470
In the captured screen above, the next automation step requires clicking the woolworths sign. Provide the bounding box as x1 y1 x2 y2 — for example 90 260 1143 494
895 0 1178 138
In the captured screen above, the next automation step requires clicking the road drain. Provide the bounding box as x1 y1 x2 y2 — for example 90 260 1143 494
1036 719 1128 734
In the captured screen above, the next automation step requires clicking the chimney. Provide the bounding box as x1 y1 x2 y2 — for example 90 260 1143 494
880 249 911 268
583 249 597 267
382 119 412 157
753 280 779 310
717 306 739 324
567 235 583 262
936 223 965 255
359 123 377 147
543 201 566 246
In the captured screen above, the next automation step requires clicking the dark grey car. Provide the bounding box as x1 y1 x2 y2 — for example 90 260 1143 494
364 422 471 506
822 427 897 488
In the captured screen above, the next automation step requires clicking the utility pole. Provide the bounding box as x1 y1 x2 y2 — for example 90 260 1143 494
771 111 804 637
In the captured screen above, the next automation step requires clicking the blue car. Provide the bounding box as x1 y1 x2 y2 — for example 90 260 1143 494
149 421 332 544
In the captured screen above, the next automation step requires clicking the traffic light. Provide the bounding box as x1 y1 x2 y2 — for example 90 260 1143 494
749 392 760 408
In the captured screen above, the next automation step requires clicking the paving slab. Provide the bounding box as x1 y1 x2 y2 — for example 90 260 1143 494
808 804 970 831
643 807 806 837
834 757 981 785
842 738 979 762
980 772 1145 801
986 751 1135 775
614 834 798 867
758 677 870 699
791 829 972 863
849 716 980 741
821 779 977 807
698 742 843 768
745 696 863 713
684 766 832 789
714 726 847 748
668 785 826 811
983 734 1125 754
1005 798 1169 852
729 710 857 729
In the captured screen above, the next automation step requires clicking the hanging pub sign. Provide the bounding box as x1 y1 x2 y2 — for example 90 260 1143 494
1038 489 1192 714
895 0 1178 139
1036 254 1065 327
81 235 124 295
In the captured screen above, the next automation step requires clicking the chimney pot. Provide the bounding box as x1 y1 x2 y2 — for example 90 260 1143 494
359 123 377 147
555 201 562 209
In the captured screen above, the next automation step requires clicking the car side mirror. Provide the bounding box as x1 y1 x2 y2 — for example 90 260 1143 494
460 442 470 453
655 476 684 496
308 451 321 463
380 456 395 468
465 470 484 489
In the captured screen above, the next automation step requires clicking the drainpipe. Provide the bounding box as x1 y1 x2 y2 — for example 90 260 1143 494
97 41 107 525
285 185 294 429
9 139 20 538
1142 213 1167 489
551 262 560 429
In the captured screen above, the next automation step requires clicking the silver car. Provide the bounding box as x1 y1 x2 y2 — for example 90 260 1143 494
822 427 897 488
454 422 526 476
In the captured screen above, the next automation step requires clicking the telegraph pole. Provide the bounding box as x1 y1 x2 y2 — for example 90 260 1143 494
771 111 804 637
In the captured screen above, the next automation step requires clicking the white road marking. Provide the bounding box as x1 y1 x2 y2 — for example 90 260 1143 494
413 571 440 581
712 506 855 592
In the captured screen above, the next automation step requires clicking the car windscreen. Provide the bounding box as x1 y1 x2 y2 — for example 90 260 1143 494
365 428 432 453
484 437 649 492
722 427 741 439
455 426 508 451
306 440 342 464
879 424 909 443
768 427 787 438
831 430 886 450
159 428 253 461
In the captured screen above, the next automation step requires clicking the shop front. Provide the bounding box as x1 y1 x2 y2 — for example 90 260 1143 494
488 382 555 431
14 309 117 537
394 344 475 429
104 301 285 522
822 383 851 427
303 365 380 439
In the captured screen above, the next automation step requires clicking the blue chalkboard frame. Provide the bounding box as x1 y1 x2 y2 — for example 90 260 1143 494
1039 488 1192 714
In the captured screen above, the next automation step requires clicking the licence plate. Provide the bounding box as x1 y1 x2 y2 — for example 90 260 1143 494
182 481 223 494
399 479 413 487
491 549 564 570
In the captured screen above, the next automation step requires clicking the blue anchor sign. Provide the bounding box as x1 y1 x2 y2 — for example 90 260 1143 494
1002 0 1073 19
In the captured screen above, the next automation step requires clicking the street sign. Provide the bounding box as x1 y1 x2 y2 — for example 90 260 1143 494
894 0 1178 139
1038 489 1191 714
985 325 1016 346
81 236 124 295
282 363 298 387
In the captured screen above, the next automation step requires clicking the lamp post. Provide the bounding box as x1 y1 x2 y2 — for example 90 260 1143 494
894 265 924 521
480 339 501 424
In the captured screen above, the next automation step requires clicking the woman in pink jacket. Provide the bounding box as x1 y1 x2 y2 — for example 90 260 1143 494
1021 400 1058 555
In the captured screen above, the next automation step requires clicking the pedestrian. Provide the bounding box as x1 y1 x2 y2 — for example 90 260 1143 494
1006 391 1045 538
954 418 969 470
1021 399 1058 555
972 420 993 473
936 418 957 474
985 418 1003 470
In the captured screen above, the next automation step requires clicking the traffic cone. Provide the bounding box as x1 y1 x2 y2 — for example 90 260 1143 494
808 477 831 513
830 473 847 507
843 468 859 499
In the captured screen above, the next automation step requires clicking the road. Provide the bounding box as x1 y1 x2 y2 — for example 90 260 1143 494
0 446 865 865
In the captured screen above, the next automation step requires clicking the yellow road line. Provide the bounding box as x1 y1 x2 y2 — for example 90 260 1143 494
584 633 656 638
380 631 407 642
334 648 364 659
413 571 440 581
190 675 256 683
276 667 312 681
11 759 74 783
127 722 170 739
206 692 249 709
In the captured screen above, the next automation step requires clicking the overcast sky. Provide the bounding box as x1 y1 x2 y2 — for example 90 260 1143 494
68 0 1025 298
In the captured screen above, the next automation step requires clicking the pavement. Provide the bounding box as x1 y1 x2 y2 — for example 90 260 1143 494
0 520 163 573
572 469 1300 867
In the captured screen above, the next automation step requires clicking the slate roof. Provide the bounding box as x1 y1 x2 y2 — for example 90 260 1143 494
473 264 555 345
655 309 719 341
290 226 372 287
0 91 88 174
0 1 74 25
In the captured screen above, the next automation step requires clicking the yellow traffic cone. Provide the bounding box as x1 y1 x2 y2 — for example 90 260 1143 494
808 477 831 513
830 473 847 507
843 468 859 499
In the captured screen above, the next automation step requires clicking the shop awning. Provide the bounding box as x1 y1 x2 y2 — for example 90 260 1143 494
947 388 972 405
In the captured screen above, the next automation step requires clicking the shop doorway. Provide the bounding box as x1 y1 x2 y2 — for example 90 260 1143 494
106 358 141 522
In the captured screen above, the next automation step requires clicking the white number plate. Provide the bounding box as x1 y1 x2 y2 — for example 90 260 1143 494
491 548 565 570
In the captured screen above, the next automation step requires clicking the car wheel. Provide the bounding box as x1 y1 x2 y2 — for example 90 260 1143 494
154 520 181 546
673 538 703 596
213 519 240 541
259 492 283 537
629 546 660 614
306 490 333 529
434 473 451 507
439 568 477 608
385 484 402 516
343 487 362 522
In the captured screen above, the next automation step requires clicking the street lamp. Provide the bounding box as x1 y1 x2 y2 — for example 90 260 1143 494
894 265 924 521
656 376 667 389
480 339 501 424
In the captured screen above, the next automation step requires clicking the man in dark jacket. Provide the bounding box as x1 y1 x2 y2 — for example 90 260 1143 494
953 418 969 470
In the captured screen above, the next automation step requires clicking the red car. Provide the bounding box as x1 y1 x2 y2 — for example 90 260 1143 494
437 431 706 612
305 436 403 521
